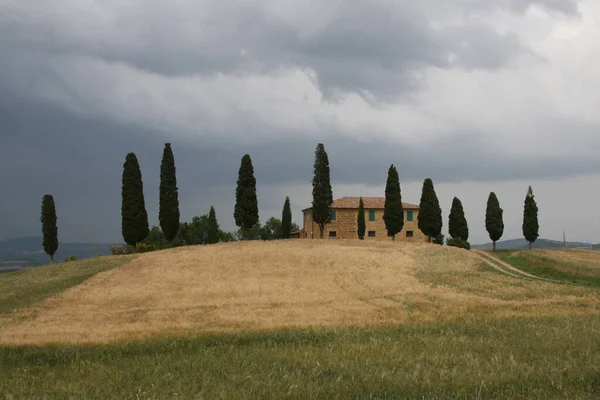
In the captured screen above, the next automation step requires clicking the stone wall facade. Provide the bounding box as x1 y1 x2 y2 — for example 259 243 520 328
301 208 428 242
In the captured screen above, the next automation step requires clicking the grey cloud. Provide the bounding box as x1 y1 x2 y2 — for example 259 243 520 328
444 0 579 15
506 0 579 14
0 0 578 102
442 24 522 70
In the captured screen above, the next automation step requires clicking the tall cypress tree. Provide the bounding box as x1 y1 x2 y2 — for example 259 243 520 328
357 197 366 240
281 196 292 239
207 206 220 244
311 143 333 239
121 152 149 246
234 154 259 235
522 185 539 250
41 194 58 263
383 164 404 241
485 192 504 252
448 197 468 241
417 178 442 243
159 143 180 242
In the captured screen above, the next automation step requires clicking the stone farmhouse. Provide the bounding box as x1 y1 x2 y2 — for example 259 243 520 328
292 196 427 241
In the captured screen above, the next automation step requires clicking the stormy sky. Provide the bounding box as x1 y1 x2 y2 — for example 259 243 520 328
1 0 600 245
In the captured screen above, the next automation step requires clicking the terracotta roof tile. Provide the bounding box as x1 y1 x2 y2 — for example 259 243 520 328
303 197 419 211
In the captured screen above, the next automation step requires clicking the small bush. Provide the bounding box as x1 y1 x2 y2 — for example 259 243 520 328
135 242 156 253
446 237 471 250
111 244 141 255
110 246 126 255
63 255 78 262
433 233 445 245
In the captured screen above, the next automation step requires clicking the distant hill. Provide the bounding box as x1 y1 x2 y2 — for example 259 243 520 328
472 237 598 250
0 237 121 272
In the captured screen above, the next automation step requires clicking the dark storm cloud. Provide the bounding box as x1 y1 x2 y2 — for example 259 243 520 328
2 100 599 242
0 0 579 102
0 0 590 243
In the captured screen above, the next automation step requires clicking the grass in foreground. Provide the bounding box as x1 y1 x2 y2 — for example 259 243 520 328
0 255 135 318
1 242 599 398
1 315 599 399
494 249 600 288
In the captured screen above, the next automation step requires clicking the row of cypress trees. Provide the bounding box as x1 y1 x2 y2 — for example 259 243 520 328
443 186 539 251
39 143 540 262
308 143 540 250
123 146 295 247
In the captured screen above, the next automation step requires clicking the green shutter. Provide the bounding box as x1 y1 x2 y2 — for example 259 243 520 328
331 209 336 221
407 211 413 221
369 210 375 221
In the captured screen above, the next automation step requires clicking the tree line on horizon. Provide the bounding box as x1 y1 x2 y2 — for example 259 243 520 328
39 143 540 262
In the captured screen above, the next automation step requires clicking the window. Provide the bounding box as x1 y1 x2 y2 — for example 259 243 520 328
406 211 413 222
369 210 376 221
406 231 414 237
330 209 336 221
329 231 337 238
368 231 376 238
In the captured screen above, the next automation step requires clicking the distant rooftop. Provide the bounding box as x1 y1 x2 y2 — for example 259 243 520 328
303 197 419 211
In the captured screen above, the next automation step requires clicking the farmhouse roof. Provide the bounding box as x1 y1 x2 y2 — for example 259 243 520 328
302 197 419 211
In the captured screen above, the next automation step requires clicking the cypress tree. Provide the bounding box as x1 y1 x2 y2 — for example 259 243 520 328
40 194 58 263
417 178 442 243
281 196 292 239
234 154 259 234
159 143 180 242
311 143 333 239
522 185 539 250
207 206 220 244
383 164 404 241
448 197 468 241
485 192 504 252
121 152 149 246
357 197 366 240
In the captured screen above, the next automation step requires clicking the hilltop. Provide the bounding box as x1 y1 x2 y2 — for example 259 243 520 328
4 235 598 273
2 239 598 345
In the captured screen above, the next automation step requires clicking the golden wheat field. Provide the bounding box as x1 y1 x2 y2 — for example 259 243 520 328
1 240 599 345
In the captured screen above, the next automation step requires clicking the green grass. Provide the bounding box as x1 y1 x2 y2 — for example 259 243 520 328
1 315 599 399
494 250 600 288
0 255 135 317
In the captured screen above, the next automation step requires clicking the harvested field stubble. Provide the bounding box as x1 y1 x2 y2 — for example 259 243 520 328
1 240 599 345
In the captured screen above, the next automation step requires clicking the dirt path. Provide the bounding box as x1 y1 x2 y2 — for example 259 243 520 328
471 251 524 279
474 250 542 279
473 250 579 286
